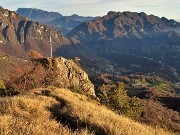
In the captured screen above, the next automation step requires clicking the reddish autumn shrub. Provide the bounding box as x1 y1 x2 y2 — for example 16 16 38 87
28 50 43 59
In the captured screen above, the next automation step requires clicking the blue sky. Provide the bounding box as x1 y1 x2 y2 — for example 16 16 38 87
0 0 179 21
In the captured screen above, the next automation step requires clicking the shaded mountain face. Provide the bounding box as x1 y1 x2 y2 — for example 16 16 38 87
68 14 96 22
17 8 96 34
47 17 82 35
0 6 87 57
48 15 97 34
67 11 180 75
16 8 63 22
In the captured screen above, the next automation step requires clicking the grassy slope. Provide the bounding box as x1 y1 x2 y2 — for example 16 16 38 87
0 88 174 135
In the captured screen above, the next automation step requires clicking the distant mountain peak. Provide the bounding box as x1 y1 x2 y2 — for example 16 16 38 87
107 11 120 14
72 14 79 17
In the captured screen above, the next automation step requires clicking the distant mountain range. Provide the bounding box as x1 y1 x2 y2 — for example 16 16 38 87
17 8 96 34
67 11 180 75
68 11 180 41
0 6 96 57
0 6 180 81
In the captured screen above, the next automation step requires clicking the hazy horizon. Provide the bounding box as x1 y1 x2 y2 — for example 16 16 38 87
0 0 180 21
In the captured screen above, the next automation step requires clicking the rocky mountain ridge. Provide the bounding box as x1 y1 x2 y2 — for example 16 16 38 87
67 11 180 41
16 8 63 22
0 6 74 57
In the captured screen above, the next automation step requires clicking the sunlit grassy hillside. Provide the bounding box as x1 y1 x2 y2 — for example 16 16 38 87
0 87 174 135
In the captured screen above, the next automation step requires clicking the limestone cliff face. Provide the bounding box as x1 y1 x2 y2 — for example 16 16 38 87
39 57 95 95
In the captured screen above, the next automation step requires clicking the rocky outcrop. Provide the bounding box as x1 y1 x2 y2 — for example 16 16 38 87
8 57 95 96
37 57 95 95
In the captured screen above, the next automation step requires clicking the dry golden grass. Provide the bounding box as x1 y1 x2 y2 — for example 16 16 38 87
0 87 175 135
0 94 92 135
